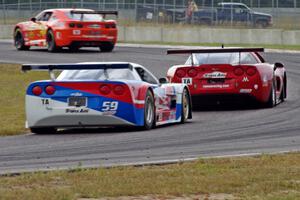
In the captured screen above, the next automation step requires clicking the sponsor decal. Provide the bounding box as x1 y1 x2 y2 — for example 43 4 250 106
203 71 227 79
242 77 249 82
182 78 192 85
70 92 83 96
41 98 50 105
73 30 81 35
240 89 252 93
202 84 230 89
88 24 101 28
66 108 89 113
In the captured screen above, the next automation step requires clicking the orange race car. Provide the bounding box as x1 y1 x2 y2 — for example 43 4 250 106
14 9 118 52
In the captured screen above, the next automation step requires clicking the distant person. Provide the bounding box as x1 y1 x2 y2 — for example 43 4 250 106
186 0 198 24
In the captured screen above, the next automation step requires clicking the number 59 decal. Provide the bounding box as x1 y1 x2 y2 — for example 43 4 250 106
102 101 119 112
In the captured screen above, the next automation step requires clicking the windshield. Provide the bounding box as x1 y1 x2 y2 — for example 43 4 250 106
185 52 257 65
57 69 136 81
66 12 103 21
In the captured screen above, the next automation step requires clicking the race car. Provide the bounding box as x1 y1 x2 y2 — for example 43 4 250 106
22 62 192 134
167 48 287 107
14 9 118 52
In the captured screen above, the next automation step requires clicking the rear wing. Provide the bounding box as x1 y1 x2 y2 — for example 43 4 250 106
167 48 264 55
22 63 132 72
70 10 118 18
22 63 132 80
167 47 264 66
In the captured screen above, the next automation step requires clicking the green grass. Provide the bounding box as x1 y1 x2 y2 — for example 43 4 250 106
120 40 300 51
0 63 49 136
0 153 299 200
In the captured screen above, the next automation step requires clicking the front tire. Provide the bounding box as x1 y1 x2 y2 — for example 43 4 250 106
14 28 30 50
181 88 190 123
46 30 61 52
143 90 155 130
30 127 57 134
265 80 277 108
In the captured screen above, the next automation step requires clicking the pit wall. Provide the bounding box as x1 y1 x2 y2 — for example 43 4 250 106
1 24 300 45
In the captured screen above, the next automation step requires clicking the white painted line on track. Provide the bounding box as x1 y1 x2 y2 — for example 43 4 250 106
1 39 300 54
1 149 299 176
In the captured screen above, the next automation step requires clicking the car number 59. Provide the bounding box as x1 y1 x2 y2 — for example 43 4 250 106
102 101 119 111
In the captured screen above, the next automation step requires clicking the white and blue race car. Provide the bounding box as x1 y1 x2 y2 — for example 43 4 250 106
22 62 192 134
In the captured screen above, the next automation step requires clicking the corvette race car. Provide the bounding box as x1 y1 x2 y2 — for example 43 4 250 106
14 9 118 52
167 48 287 107
22 62 192 134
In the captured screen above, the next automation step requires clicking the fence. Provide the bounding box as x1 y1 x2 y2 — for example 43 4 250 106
1 1 300 29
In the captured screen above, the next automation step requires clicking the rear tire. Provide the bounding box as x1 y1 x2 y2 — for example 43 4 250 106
181 88 190 123
265 80 277 108
30 127 57 134
99 42 115 52
68 45 80 52
47 30 61 52
143 90 155 130
14 28 30 50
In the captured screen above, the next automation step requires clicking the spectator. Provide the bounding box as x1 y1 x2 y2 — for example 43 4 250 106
186 0 198 24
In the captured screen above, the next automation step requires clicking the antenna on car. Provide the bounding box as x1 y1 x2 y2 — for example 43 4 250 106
221 44 224 48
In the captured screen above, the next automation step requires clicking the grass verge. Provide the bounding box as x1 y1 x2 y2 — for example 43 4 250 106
0 153 299 200
119 40 300 51
0 63 48 136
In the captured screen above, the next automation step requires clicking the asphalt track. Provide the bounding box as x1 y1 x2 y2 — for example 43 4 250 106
0 42 300 174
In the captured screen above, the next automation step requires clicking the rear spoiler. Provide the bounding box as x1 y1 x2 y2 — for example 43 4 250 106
167 48 264 55
70 10 118 17
167 47 264 66
22 63 132 72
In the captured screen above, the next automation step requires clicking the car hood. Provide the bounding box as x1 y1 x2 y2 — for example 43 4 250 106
252 11 272 18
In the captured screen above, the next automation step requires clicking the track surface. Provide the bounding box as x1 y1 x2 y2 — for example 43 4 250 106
0 42 300 174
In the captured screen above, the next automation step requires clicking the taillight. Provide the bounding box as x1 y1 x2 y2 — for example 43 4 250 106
187 68 198 77
99 84 111 95
32 86 42 96
176 69 186 78
233 67 244 76
69 23 75 28
45 85 56 95
246 67 256 76
113 85 125 95
76 23 83 28
105 24 116 29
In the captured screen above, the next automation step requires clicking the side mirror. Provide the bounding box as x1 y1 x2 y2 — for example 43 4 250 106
159 77 168 84
30 17 37 22
274 62 284 70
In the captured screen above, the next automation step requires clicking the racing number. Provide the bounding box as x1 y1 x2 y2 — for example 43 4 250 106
102 101 118 111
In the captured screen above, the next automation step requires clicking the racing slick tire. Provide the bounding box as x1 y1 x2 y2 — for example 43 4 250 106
46 30 61 52
265 79 277 108
14 28 30 50
30 127 57 134
99 42 115 52
143 90 155 130
280 74 287 102
181 87 191 123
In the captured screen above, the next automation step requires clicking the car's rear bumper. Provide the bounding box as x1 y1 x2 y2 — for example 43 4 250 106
29 114 134 128
191 93 262 107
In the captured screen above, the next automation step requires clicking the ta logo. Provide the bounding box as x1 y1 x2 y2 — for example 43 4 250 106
182 78 192 85
242 77 249 82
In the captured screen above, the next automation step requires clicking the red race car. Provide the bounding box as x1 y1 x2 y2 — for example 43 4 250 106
167 48 287 108
14 9 118 52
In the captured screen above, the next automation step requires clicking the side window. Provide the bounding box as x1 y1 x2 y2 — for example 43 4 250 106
37 12 53 21
135 67 157 84
240 53 258 64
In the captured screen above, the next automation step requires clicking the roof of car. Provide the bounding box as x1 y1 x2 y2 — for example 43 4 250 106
42 8 94 13
218 2 247 6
